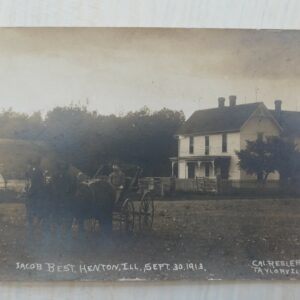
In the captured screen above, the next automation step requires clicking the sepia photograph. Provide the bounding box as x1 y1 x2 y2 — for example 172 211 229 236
0 28 299 281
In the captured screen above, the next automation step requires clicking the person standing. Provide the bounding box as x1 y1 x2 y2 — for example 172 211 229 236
108 164 125 206
26 159 44 197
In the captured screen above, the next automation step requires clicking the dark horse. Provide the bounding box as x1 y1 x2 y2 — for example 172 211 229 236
24 166 52 240
74 178 116 237
25 167 116 241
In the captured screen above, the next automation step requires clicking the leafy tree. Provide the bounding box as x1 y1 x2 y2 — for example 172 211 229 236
114 107 185 176
0 104 184 177
236 136 300 183
43 105 184 176
236 138 275 182
0 139 48 179
0 109 44 140
265 136 300 183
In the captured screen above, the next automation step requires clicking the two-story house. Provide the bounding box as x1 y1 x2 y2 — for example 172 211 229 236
171 96 300 180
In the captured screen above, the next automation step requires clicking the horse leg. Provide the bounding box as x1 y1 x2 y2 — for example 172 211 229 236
63 216 74 251
26 213 35 246
40 216 52 252
77 218 85 241
101 212 113 236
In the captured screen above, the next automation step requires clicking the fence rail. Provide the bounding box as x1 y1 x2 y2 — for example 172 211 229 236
138 177 300 196
140 177 218 195
175 177 217 193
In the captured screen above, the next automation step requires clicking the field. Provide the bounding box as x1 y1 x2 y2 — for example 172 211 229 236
0 198 299 281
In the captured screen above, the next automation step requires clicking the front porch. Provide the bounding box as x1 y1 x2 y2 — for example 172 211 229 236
170 156 231 179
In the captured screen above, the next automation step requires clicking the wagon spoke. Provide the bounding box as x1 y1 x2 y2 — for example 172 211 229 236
139 192 154 232
119 198 135 233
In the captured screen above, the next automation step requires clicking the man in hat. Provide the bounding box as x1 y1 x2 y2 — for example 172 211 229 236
108 164 125 206
26 158 44 196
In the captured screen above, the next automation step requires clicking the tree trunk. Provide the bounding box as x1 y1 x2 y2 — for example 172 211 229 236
263 172 269 184
257 172 263 183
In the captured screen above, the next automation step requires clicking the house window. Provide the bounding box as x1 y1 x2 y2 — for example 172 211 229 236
222 133 227 153
189 136 194 154
205 163 210 177
257 132 264 141
205 136 209 155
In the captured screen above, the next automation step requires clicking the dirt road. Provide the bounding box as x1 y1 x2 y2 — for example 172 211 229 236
0 198 299 281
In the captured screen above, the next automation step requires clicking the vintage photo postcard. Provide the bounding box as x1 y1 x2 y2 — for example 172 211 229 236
0 28 299 281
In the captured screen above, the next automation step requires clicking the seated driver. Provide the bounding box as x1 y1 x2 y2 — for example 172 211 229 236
108 164 125 205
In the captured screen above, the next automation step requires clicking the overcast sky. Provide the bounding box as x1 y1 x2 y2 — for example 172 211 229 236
0 28 300 117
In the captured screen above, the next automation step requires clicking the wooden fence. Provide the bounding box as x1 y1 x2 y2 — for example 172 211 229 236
140 177 218 195
139 177 299 196
175 177 217 193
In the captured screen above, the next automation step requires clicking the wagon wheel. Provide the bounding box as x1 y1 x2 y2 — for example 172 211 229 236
120 198 135 233
139 191 154 231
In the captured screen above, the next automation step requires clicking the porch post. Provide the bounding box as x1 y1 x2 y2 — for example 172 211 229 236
171 161 175 177
197 161 201 177
212 160 215 177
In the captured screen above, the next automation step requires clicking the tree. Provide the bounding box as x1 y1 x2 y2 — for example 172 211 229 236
114 107 185 176
0 109 44 140
0 104 185 177
236 138 275 182
265 136 300 183
43 105 185 176
236 136 300 183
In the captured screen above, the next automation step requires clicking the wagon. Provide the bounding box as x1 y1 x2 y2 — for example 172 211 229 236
113 167 155 233
24 163 155 236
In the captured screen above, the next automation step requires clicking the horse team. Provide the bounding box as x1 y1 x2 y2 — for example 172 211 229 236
25 161 117 240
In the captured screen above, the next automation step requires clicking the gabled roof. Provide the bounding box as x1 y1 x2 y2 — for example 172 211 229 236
270 110 300 136
178 102 262 135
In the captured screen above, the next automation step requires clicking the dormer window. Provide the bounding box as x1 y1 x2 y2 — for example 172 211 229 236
189 136 194 154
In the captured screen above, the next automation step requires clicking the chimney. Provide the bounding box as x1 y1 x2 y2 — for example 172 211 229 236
229 95 237 107
218 97 225 108
275 99 282 114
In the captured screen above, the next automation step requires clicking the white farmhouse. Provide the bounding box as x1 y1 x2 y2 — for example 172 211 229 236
171 96 300 180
